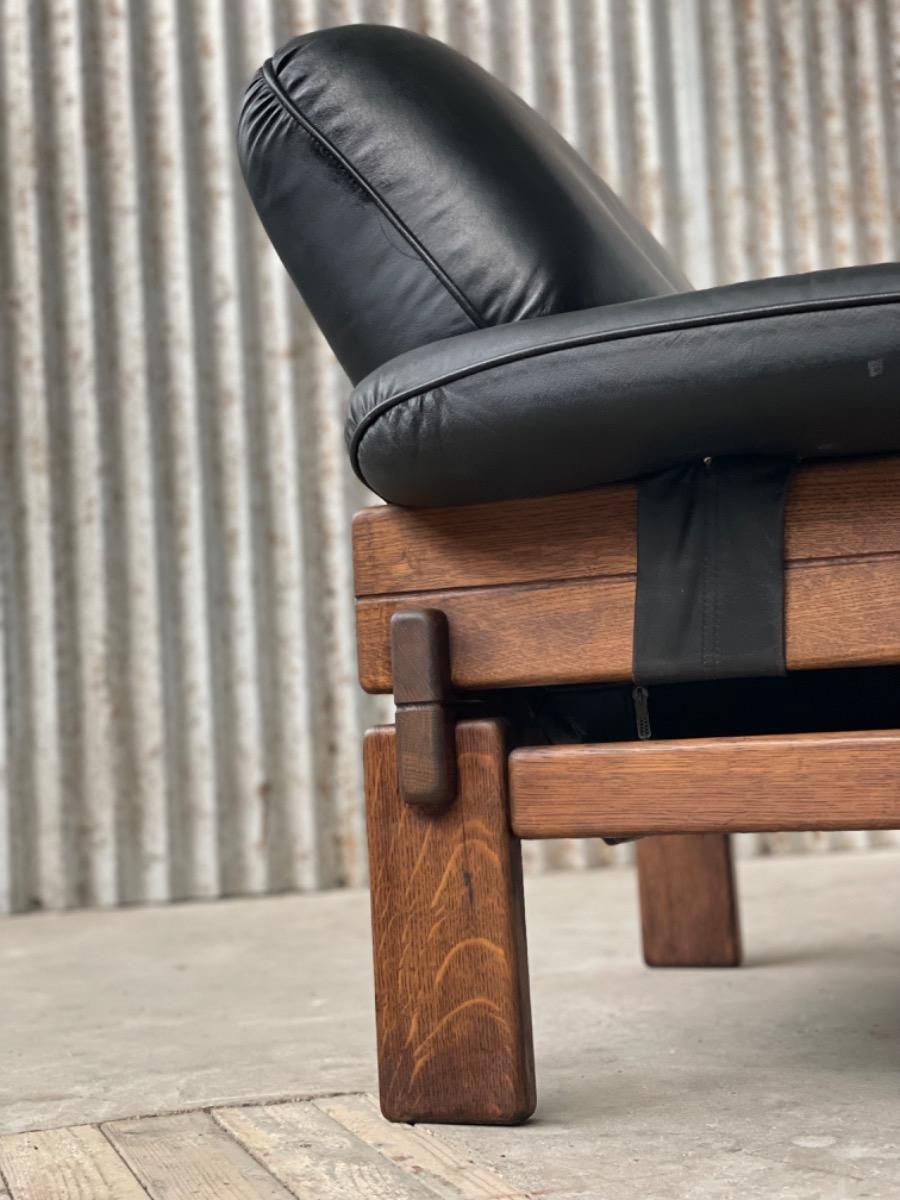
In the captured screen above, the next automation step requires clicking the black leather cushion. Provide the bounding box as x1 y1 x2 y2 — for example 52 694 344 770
237 24 688 383
348 264 900 506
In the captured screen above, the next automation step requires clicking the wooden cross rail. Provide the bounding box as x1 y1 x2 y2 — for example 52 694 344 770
508 729 900 839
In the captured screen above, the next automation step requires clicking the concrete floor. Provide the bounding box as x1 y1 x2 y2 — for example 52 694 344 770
2 851 899 1198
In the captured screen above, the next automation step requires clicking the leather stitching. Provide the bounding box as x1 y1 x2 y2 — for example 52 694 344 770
349 291 900 481
260 60 485 332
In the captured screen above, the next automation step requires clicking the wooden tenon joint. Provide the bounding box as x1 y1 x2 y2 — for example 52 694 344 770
390 609 456 809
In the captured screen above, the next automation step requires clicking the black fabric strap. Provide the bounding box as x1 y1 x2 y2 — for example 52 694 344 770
633 456 793 686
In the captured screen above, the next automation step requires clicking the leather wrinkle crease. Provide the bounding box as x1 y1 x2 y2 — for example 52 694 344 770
260 58 488 331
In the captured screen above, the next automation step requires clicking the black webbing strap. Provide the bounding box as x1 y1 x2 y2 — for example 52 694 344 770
633 456 793 686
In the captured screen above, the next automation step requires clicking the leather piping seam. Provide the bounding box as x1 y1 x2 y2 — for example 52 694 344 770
348 290 900 478
261 59 486 332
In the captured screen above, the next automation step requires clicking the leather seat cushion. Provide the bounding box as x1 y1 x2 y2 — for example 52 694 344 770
348 263 900 507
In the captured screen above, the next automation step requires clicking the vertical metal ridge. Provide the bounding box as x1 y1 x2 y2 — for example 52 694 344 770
504 0 541 110
186 0 291 898
553 0 584 154
884 0 900 254
813 0 862 266
0 2 15 915
0 564 8 912
5 0 68 910
153 0 231 901
0 364 8 914
666 0 715 286
848 1 894 264
592 0 632 196
703 0 752 282
239 0 326 893
739 0 786 277
202 0 278 897
95 0 171 904
46 0 119 907
629 0 673 250
771 1 823 274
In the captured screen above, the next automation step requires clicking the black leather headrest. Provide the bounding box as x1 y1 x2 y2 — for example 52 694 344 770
238 24 689 383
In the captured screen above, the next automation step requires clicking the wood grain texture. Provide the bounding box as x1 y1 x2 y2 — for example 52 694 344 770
354 456 900 596
103 1111 293 1199
0 1102 526 1200
637 835 742 967
390 609 452 704
391 610 456 808
509 729 900 839
357 554 900 692
364 720 535 1125
213 1103 431 1199
353 484 635 595
357 574 635 692
395 705 457 810
316 1094 528 1199
0 1126 148 1200
783 556 900 671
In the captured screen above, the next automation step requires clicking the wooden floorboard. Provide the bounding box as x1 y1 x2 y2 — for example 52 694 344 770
213 1101 432 1198
317 1093 528 1199
0 1125 149 1199
103 1111 294 1200
0 1094 529 1199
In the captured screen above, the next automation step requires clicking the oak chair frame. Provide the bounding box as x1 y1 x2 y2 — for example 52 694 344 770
354 454 900 1125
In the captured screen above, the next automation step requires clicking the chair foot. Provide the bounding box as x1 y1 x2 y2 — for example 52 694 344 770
637 833 742 967
364 719 536 1125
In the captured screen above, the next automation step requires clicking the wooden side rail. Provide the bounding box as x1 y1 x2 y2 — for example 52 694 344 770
357 558 900 691
508 730 900 839
354 456 900 693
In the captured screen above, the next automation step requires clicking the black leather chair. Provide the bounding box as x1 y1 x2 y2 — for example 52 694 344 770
240 25 900 1125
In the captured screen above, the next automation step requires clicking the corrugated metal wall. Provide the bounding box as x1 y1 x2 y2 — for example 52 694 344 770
1 0 899 914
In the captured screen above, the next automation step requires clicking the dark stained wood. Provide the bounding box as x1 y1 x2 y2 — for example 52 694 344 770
390 608 452 704
353 484 635 595
508 729 900 839
354 456 900 596
357 553 900 692
365 720 536 1125
784 557 900 672
395 704 456 811
636 835 741 967
390 610 456 808
359 574 633 692
784 455 900 563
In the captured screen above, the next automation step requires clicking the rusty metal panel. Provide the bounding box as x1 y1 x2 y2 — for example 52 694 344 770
1 0 898 912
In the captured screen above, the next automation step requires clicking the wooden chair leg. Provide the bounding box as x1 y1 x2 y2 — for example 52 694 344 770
364 718 536 1125
636 833 742 967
